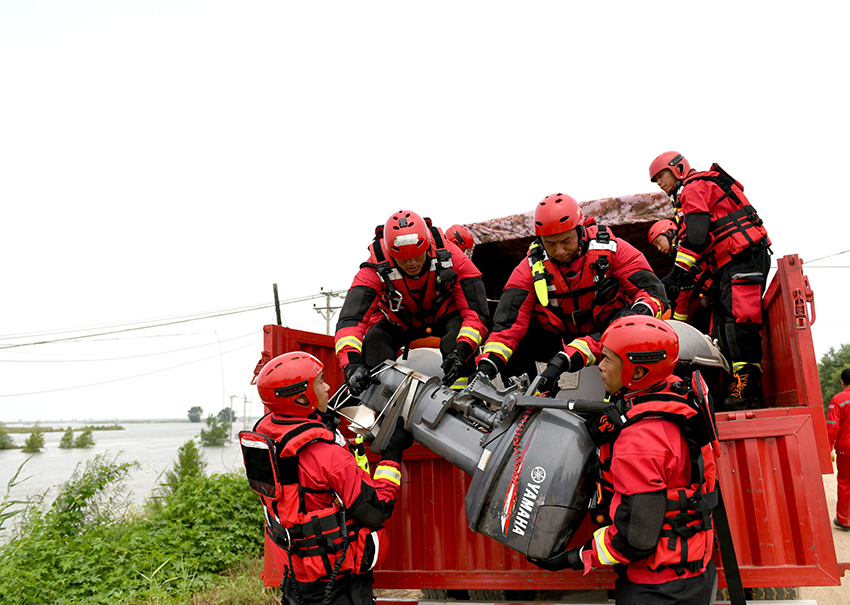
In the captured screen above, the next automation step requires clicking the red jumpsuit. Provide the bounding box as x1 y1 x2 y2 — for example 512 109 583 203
671 165 770 373
250 413 403 605
583 377 718 603
477 223 666 379
827 385 850 526
335 239 490 376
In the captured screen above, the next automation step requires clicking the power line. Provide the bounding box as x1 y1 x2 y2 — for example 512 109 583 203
0 301 272 340
0 341 259 398
0 331 258 363
806 250 850 264
0 305 271 350
0 290 346 351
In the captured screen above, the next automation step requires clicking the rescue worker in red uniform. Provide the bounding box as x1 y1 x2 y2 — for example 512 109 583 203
650 151 771 409
446 223 475 257
241 352 415 605
529 316 718 605
335 210 490 393
647 219 711 330
827 368 850 531
475 193 667 392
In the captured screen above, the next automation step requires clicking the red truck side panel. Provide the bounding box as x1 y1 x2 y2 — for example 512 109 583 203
256 255 848 590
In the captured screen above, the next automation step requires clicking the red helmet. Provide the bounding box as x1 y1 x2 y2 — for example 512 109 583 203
446 224 474 252
256 352 323 415
600 316 679 390
534 193 583 236
384 210 431 259
648 219 678 245
649 151 690 182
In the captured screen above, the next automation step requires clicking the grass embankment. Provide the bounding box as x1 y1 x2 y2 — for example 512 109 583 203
0 448 279 605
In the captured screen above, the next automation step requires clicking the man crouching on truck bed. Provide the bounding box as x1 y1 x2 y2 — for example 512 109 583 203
240 352 414 605
529 316 718 605
335 210 491 394
474 193 667 394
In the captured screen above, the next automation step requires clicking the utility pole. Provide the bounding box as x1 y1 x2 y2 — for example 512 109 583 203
242 394 248 431
228 394 239 442
313 287 346 335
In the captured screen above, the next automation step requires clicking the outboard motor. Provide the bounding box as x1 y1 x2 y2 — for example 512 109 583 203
331 320 726 560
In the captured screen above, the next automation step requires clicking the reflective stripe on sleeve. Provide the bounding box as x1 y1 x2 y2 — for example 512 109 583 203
482 341 513 363
374 464 401 486
458 326 483 346
569 339 596 366
593 526 621 567
335 336 363 354
675 251 696 269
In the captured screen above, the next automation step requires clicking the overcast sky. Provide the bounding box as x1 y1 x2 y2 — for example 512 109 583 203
1 1 848 423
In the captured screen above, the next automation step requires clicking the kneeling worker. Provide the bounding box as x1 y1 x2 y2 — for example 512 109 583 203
241 352 415 605
530 316 718 605
335 210 490 393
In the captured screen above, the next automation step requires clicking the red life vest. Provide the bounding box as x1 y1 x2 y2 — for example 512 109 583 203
361 220 457 329
678 163 770 272
527 222 630 334
593 374 719 575
239 415 388 583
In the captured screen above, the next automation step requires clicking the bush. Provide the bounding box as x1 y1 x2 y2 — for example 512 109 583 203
200 415 231 447
148 440 208 512
59 427 75 449
0 451 263 605
73 427 96 448
22 426 45 453
0 423 15 450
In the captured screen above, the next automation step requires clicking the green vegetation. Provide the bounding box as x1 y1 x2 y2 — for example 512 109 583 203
0 458 31 532
6 423 125 434
200 415 231 447
0 450 266 604
74 427 96 448
59 427 97 449
0 423 15 450
149 440 208 511
819 343 850 413
217 408 237 423
59 427 75 449
187 406 204 423
22 426 45 453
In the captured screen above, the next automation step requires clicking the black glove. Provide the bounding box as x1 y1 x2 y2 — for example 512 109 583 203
441 342 473 387
662 264 695 290
382 417 415 463
629 301 654 317
593 275 620 306
475 357 499 380
683 265 701 291
662 266 688 307
526 548 584 572
537 352 570 397
344 363 372 397
585 405 626 446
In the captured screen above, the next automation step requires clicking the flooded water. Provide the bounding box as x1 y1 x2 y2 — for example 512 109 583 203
0 419 264 513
